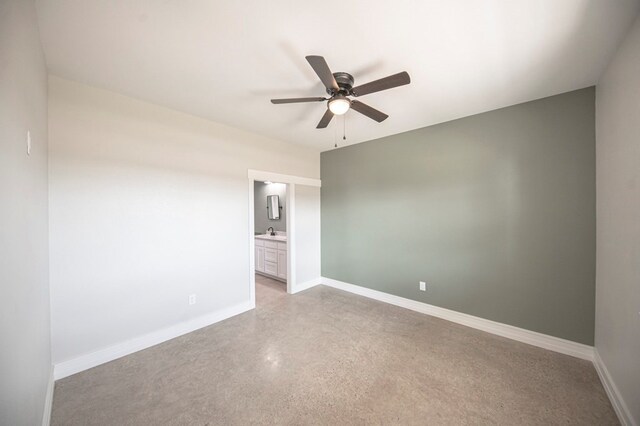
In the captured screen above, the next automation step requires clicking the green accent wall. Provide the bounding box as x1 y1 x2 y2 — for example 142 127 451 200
321 87 595 345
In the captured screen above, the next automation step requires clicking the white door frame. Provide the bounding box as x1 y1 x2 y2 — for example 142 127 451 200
248 170 321 305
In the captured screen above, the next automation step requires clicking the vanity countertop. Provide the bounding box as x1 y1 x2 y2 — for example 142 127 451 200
255 234 287 242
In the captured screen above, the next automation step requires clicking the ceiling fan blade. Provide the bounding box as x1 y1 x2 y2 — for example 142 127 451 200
306 55 339 91
316 109 334 128
350 100 389 122
351 71 410 97
271 97 326 104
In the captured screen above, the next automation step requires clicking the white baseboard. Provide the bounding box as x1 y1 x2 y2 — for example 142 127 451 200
593 349 636 426
291 277 321 294
54 300 254 380
321 277 594 361
41 365 54 426
256 271 286 283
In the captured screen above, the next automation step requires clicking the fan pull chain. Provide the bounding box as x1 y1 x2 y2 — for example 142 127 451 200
343 115 346 141
332 115 347 149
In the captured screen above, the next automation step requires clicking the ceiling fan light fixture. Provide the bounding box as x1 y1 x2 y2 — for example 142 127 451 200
328 97 351 115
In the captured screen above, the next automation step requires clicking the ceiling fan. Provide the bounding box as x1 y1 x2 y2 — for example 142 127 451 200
271 56 411 129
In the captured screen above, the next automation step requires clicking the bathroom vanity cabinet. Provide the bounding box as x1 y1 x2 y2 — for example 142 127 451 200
255 236 287 281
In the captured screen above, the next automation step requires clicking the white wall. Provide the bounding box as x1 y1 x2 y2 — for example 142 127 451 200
0 1 52 424
595 15 640 426
48 76 319 368
294 185 321 287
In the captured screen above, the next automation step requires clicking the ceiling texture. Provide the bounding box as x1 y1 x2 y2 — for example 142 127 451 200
36 0 640 151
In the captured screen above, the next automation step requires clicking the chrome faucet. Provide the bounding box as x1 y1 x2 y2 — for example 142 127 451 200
267 227 275 236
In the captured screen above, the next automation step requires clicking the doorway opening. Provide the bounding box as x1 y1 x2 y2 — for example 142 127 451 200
253 180 288 302
248 169 322 308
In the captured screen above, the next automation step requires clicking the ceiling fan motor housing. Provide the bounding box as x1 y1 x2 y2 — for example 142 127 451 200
329 72 355 96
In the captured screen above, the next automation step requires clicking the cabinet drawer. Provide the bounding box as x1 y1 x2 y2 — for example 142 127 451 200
264 240 278 249
264 248 277 263
255 238 265 247
264 260 278 275
277 242 287 251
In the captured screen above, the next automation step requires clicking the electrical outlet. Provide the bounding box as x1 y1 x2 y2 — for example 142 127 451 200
189 294 197 305
419 281 426 291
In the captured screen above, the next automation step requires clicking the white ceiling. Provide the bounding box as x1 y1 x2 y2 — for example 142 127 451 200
36 0 639 151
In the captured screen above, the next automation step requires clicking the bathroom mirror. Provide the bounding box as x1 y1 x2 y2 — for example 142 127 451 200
267 195 280 220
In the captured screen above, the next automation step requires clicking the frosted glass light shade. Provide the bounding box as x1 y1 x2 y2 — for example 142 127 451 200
328 97 350 115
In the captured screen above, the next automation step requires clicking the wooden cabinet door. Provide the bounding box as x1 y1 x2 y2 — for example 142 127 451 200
277 250 287 279
255 246 265 272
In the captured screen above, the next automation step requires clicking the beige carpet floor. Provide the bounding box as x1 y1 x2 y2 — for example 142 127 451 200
51 275 617 425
